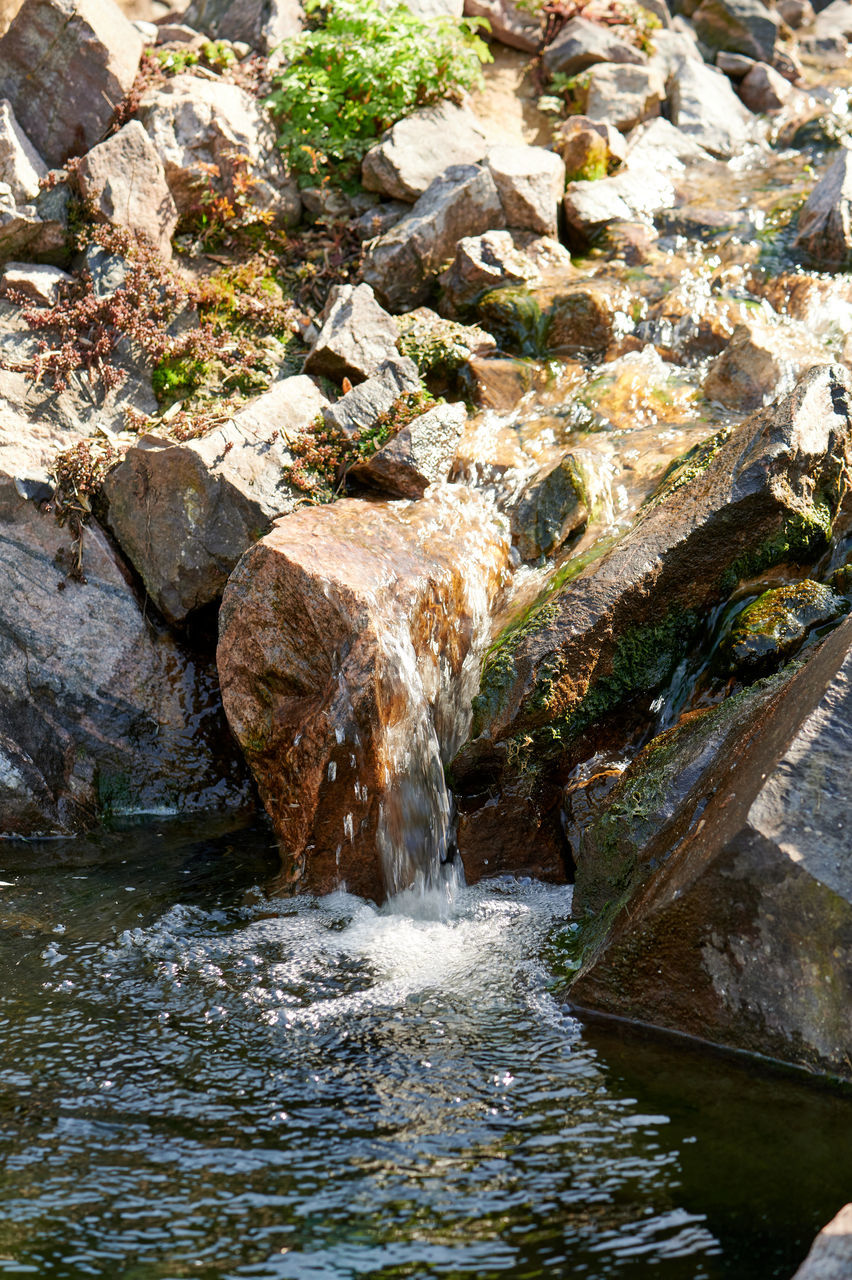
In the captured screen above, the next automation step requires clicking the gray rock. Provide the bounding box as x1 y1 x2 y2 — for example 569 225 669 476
76 121 179 261
584 63 665 132
738 60 797 111
542 16 647 76
563 165 675 244
463 0 541 51
138 74 300 228
155 22 201 42
182 0 303 51
793 1205 852 1280
794 150 852 271
486 144 566 236
0 99 47 204
354 200 410 242
693 0 779 61
349 400 467 498
1 261 71 305
798 33 850 67
303 283 400 384
439 229 543 313
362 101 488 203
396 306 497 378
667 55 758 157
0 0 144 168
509 452 589 560
362 164 506 312
716 49 756 76
814 0 852 38
102 375 328 625
646 26 703 79
0 188 68 266
322 357 421 440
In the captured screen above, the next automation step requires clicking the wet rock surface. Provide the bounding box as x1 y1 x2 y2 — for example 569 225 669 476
794 149 852 271
793 1205 852 1280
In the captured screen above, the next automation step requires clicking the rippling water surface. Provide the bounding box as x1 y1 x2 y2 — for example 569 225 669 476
1 819 850 1280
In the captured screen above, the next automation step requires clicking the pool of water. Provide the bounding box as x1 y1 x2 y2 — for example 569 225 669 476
1 818 850 1280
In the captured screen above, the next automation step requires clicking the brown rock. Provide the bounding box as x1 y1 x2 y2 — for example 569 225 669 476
554 115 627 182
217 487 511 901
738 60 797 112
547 278 634 354
542 15 647 76
703 319 829 410
1 261 71 305
794 150 852 272
76 121 179 260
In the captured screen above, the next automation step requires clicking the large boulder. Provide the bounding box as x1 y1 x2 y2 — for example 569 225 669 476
793 1206 852 1280
584 64 665 133
794 151 852 272
361 101 488 204
76 121 179 261
0 0 143 167
138 75 300 228
303 283 400 384
0 99 47 204
182 0 303 51
217 487 510 901
486 145 566 237
101 376 327 626
667 56 758 157
692 0 779 61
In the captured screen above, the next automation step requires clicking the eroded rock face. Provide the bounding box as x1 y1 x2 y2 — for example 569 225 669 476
361 101 488 204
76 121 179 260
217 487 510 901
0 0 143 167
568 612 852 1081
794 150 852 271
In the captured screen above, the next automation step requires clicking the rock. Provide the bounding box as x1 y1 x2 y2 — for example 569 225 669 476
642 281 767 361
473 286 547 356
0 100 47 204
361 101 488 204
554 115 627 182
692 0 779 60
0 0 143 168
546 277 634 354
725 579 844 672
771 45 804 82
101 376 328 625
465 353 548 409
486 144 566 237
348 400 467 498
777 0 814 27
794 151 852 272
703 319 829 410
463 0 540 51
451 365 852 845
182 0 303 51
814 0 852 38
155 22 201 43
439 228 543 313
716 49 756 76
0 436 250 836
0 183 68 267
321 357 421 440
646 25 703 78
354 200 410 242
396 306 496 383
138 74 300 228
0 261 71 305
217 487 510 900
798 34 850 68
362 164 506 312
584 64 665 133
563 167 675 244
75 121 179 261
738 60 796 111
793 1206 852 1280
759 270 852 339
667 56 758 157
567 611 852 1081
542 16 647 76
303 283 400 385
509 453 589 560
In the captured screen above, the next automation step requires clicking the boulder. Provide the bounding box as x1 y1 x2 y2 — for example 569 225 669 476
777 0 813 27
362 164 506 312
725 579 844 673
554 115 627 182
303 283 399 384
217 486 510 901
0 100 47 204
0 0 144 167
0 261 71 305
361 101 488 204
76 121 179 261
348 400 467 498
692 0 779 61
354 200 410 242
439 229 543 313
138 74 300 228
101 375 328 625
463 0 541 51
646 26 704 78
0 433 250 836
0 182 68 267
703 319 829 410
542 16 647 76
486 144 566 237
182 0 303 51
396 306 497 381
321 357 421 440
793 1206 852 1280
546 277 634 354
563 166 675 244
584 64 665 133
794 151 852 272
716 49 755 77
509 452 589 560
738 60 797 111
667 56 758 157
567 610 852 1081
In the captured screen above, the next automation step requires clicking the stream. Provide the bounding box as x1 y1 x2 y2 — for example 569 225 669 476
2 818 851 1280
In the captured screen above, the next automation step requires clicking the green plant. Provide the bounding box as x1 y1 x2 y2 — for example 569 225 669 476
266 0 491 184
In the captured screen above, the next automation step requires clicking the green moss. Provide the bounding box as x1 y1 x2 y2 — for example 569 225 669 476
474 286 549 357
152 355 212 406
644 425 735 511
720 501 834 595
397 311 493 379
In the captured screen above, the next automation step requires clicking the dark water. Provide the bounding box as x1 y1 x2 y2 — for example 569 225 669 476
1 819 850 1280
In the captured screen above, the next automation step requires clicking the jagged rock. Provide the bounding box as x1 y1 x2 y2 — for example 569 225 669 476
0 433 250 836
554 115 627 182
777 0 813 27
101 376 328 625
76 121 179 261
0 0 144 168
509 453 589 560
182 0 303 51
667 56 758 157
542 16 647 76
546 277 634 353
361 101 487 203
793 1205 852 1279
646 25 703 78
354 200 410 242
738 60 797 111
0 100 47 204
486 144 566 237
451 366 852 865
1 261 71 305
463 0 541 51
439 229 543 313
794 150 852 271
138 74 300 228
303 283 399 384
322 357 421 439
217 486 510 901
716 49 756 76
725 579 844 672
584 64 665 132
567 611 852 1081
348 400 467 498
0 175 68 267
362 164 506 312
703 319 829 410
692 0 779 61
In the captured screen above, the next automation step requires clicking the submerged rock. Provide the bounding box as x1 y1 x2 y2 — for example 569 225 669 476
794 150 852 272
509 452 589 561
725 579 844 672
217 487 510 901
546 277 634 354
703 319 829 410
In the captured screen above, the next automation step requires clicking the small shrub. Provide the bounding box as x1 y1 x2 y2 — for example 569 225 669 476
266 0 491 185
49 439 119 581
